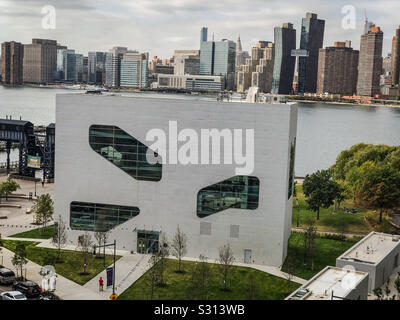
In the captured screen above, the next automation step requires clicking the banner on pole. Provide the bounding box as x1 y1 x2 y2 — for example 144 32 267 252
106 267 114 287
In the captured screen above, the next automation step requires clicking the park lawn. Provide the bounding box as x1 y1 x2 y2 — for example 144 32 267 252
118 259 300 300
281 232 359 280
9 225 55 239
293 184 372 234
1 240 120 285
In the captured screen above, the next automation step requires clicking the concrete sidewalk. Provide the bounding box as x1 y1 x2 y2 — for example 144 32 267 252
0 246 105 300
84 253 151 299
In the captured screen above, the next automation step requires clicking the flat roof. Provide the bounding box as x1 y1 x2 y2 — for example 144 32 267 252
338 232 400 265
286 267 368 300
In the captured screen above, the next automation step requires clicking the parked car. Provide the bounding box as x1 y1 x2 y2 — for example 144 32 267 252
0 268 16 284
12 281 41 298
0 291 27 300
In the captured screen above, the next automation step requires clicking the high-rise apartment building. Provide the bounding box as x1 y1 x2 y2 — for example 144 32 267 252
173 50 200 75
272 23 297 94
357 26 383 97
200 39 236 90
317 41 359 95
120 51 149 88
391 26 400 86
236 41 275 93
1 41 24 85
23 39 57 84
105 47 128 88
298 13 325 94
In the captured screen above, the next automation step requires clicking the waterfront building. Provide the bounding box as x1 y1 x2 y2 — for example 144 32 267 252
356 26 383 97
106 47 128 88
236 41 274 93
23 39 57 84
55 94 297 266
200 38 236 90
120 51 149 88
173 50 200 75
317 41 359 95
1 41 23 85
200 27 208 43
156 74 224 91
235 34 250 68
82 56 88 83
272 23 297 94
88 52 107 84
391 26 400 86
298 13 325 94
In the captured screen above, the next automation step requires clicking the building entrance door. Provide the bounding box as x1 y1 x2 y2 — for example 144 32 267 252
244 249 252 263
137 230 159 254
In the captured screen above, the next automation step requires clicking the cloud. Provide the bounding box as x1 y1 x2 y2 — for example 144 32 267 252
0 0 397 58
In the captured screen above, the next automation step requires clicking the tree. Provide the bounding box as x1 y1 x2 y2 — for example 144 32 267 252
217 243 235 291
52 215 67 261
358 165 400 224
12 242 28 280
77 232 93 274
245 274 259 300
171 225 187 273
1 177 20 201
32 193 54 229
394 272 400 300
145 254 161 300
156 234 169 287
373 288 383 300
303 219 318 269
283 254 298 294
188 254 211 300
302 170 341 220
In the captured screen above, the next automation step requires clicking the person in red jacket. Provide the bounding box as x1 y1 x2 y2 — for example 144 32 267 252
99 277 104 291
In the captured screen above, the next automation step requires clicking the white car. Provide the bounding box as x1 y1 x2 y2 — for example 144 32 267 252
0 291 27 300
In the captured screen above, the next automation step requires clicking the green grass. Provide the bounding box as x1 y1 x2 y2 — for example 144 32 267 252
9 225 55 239
1 240 120 285
281 232 358 280
118 259 300 300
293 184 371 234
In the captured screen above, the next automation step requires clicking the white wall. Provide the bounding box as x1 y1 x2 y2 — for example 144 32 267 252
55 94 297 267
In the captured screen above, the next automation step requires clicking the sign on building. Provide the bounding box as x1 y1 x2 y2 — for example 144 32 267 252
27 155 41 169
291 49 309 57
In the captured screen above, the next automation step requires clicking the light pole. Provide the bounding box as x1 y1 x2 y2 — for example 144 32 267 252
34 180 37 197
93 239 117 296
296 198 300 228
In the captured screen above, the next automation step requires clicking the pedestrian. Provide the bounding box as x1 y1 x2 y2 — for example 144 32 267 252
99 277 104 291
41 177 45 187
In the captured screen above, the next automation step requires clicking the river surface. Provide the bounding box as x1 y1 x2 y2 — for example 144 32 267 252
1 85 400 176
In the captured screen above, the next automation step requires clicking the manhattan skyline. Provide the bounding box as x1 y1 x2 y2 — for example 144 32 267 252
0 0 399 58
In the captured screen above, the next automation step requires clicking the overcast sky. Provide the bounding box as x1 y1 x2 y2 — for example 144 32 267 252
0 0 398 58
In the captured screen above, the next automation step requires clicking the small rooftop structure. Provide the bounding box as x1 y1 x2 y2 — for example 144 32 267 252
338 232 400 265
286 266 369 300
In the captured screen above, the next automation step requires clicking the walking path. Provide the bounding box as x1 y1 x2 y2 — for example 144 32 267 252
292 227 367 239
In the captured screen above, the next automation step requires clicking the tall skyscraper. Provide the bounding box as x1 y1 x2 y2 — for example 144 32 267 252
200 27 208 43
298 13 325 94
391 26 400 86
200 38 236 90
88 52 107 84
1 41 23 85
107 47 128 88
317 41 359 95
23 39 57 84
272 23 296 94
235 34 250 68
120 51 149 88
357 26 383 97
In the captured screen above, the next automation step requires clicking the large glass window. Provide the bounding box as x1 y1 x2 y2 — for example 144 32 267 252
89 125 162 181
288 139 296 199
70 201 140 232
197 176 259 218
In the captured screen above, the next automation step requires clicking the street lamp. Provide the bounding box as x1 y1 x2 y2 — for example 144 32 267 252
34 180 37 197
93 239 117 296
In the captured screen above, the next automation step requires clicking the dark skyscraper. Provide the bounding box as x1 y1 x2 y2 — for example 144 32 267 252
272 23 296 94
391 26 400 86
200 27 208 43
1 41 24 85
298 13 325 94
357 26 383 97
